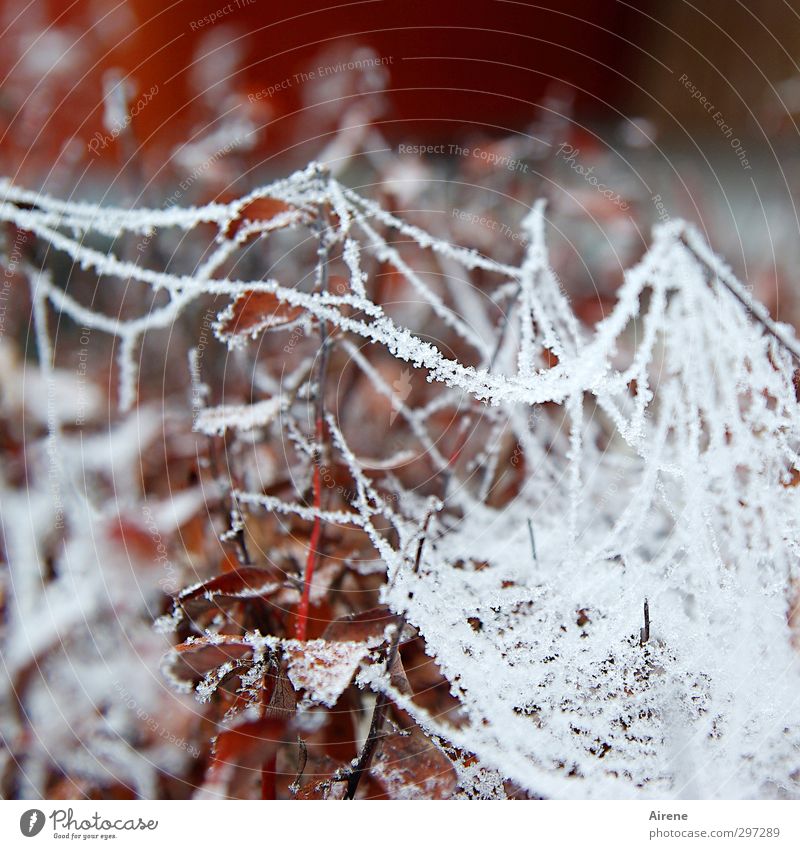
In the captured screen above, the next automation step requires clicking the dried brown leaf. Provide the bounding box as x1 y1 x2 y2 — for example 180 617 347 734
370 726 457 799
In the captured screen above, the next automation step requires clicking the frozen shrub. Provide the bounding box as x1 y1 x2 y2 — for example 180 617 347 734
2 162 800 799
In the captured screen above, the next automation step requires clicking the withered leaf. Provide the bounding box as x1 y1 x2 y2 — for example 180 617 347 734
200 715 288 799
286 640 373 707
164 635 256 688
217 290 304 340
370 726 457 799
322 606 399 644
173 565 284 622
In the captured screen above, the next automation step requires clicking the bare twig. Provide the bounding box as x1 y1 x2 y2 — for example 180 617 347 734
344 615 404 800
527 518 537 563
412 511 434 574
230 491 252 566
639 598 650 647
208 434 252 565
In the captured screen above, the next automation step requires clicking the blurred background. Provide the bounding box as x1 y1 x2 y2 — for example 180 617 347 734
3 0 800 318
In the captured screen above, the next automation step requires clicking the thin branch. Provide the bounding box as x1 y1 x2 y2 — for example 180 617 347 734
344 615 404 800
344 513 432 799
639 598 650 647
295 197 333 641
681 230 800 364
230 491 252 566
527 518 537 564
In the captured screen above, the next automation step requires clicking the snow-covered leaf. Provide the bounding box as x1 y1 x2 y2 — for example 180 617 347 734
287 639 373 707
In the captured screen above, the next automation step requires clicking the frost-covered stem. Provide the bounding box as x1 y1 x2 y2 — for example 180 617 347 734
345 514 431 799
478 286 522 499
209 435 251 565
680 230 800 364
345 616 404 800
230 492 252 566
295 195 332 641
439 416 472 500
295 418 325 641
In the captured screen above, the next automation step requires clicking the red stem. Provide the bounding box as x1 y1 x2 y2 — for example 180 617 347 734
261 753 277 799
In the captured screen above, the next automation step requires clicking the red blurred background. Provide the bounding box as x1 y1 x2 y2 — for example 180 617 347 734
0 0 648 168
3 0 800 306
